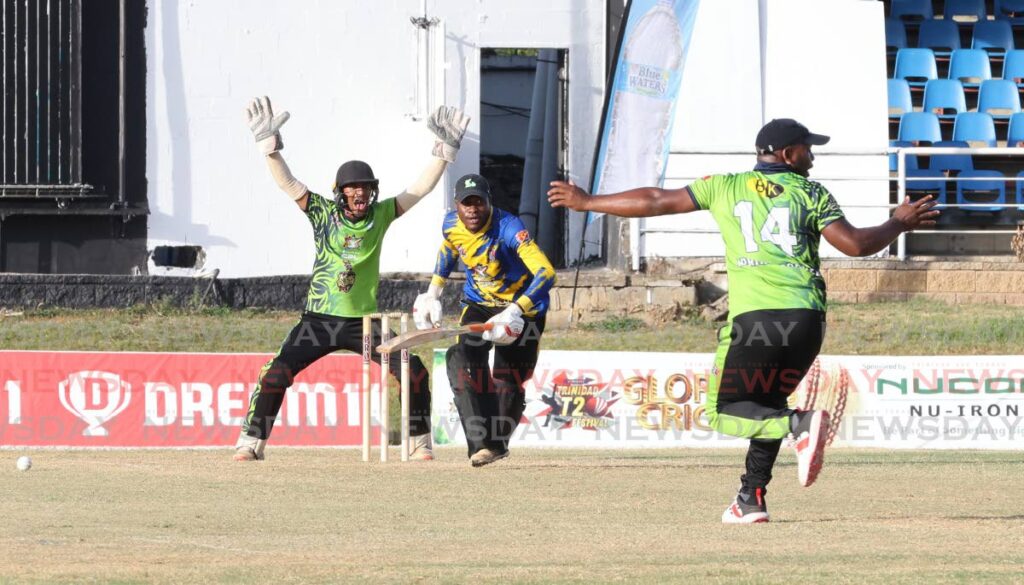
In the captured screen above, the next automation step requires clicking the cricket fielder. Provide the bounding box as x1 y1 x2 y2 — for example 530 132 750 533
233 96 469 462
414 174 556 467
548 119 939 522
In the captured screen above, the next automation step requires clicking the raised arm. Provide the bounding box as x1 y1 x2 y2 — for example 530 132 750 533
395 106 471 217
245 96 311 210
822 195 939 257
547 180 698 218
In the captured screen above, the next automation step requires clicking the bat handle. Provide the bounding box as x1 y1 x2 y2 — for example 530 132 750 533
466 322 494 333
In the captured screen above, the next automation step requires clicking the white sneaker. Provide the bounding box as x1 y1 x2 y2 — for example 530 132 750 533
721 488 770 524
233 433 266 462
408 433 434 461
791 410 829 487
232 446 264 462
470 448 509 468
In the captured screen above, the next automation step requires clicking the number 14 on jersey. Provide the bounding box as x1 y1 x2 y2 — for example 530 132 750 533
733 201 797 256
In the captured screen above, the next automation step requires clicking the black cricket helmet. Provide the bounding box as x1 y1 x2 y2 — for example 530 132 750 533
332 160 380 211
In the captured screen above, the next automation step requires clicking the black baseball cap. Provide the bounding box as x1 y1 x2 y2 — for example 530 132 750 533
755 119 830 153
454 173 491 203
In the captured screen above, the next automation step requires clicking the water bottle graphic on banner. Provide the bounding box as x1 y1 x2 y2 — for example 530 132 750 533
598 0 684 195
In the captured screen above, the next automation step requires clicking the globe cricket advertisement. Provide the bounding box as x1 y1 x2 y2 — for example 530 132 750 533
432 350 1024 450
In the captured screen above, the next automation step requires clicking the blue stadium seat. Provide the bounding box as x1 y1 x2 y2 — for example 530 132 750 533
886 18 908 56
901 112 946 144
956 170 1007 212
923 79 967 119
1006 112 1024 145
972 20 1015 58
890 142 946 202
1001 50 1024 86
891 0 934 21
994 0 1024 25
929 141 973 175
944 0 987 22
953 111 998 145
1014 170 1024 210
895 48 939 90
899 112 944 143
918 20 961 59
977 79 1021 118
907 167 949 202
889 140 915 173
889 79 914 119
948 49 992 91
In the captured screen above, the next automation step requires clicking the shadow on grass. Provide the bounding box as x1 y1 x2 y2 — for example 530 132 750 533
774 513 1024 524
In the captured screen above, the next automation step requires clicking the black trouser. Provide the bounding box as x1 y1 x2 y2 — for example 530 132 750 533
446 302 546 457
713 309 825 492
242 311 431 440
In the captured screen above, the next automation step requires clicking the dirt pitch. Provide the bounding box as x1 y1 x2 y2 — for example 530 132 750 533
2 448 1021 584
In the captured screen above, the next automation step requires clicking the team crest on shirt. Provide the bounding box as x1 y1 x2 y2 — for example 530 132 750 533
748 178 784 198
343 235 363 250
471 263 496 287
337 260 356 293
515 230 532 245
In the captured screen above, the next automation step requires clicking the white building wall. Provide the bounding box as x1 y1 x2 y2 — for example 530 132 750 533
146 0 605 277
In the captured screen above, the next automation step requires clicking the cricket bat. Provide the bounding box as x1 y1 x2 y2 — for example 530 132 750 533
376 322 494 353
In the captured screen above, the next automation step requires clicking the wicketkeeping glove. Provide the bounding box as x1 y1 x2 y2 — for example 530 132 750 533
246 96 291 155
427 106 470 163
481 303 525 346
412 283 444 330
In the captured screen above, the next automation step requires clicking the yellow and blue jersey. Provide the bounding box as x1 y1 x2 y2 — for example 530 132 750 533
431 208 556 316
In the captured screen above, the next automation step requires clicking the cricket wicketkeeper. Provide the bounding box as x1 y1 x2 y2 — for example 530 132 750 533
233 96 469 462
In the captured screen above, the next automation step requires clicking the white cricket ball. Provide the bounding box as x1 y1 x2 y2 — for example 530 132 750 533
16 456 32 472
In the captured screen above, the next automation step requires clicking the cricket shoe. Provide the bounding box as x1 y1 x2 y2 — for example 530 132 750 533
232 434 266 462
232 446 265 462
791 409 830 487
470 448 509 468
721 488 769 524
408 433 435 461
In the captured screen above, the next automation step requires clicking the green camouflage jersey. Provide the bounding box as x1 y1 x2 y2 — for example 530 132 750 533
688 170 845 318
303 193 398 317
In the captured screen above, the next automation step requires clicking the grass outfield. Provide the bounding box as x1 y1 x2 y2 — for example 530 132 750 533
2 448 1022 584
2 303 1023 583
4 300 1024 357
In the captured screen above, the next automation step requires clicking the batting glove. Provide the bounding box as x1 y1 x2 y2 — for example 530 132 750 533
481 303 525 346
246 96 291 155
412 283 444 330
427 106 470 163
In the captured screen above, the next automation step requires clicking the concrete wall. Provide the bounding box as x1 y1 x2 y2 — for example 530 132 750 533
146 0 604 277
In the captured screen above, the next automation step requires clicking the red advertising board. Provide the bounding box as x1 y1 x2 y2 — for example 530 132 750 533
0 351 378 447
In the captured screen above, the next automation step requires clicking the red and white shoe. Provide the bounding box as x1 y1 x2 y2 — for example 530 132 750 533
721 488 769 524
791 410 830 487
408 433 435 461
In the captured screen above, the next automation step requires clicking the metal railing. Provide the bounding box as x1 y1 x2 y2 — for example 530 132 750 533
1 0 90 197
628 147 1022 268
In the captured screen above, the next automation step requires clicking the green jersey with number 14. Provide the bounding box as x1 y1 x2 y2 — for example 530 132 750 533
688 171 845 318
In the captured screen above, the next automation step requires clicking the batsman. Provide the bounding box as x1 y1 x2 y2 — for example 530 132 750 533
233 96 469 462
414 174 556 467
